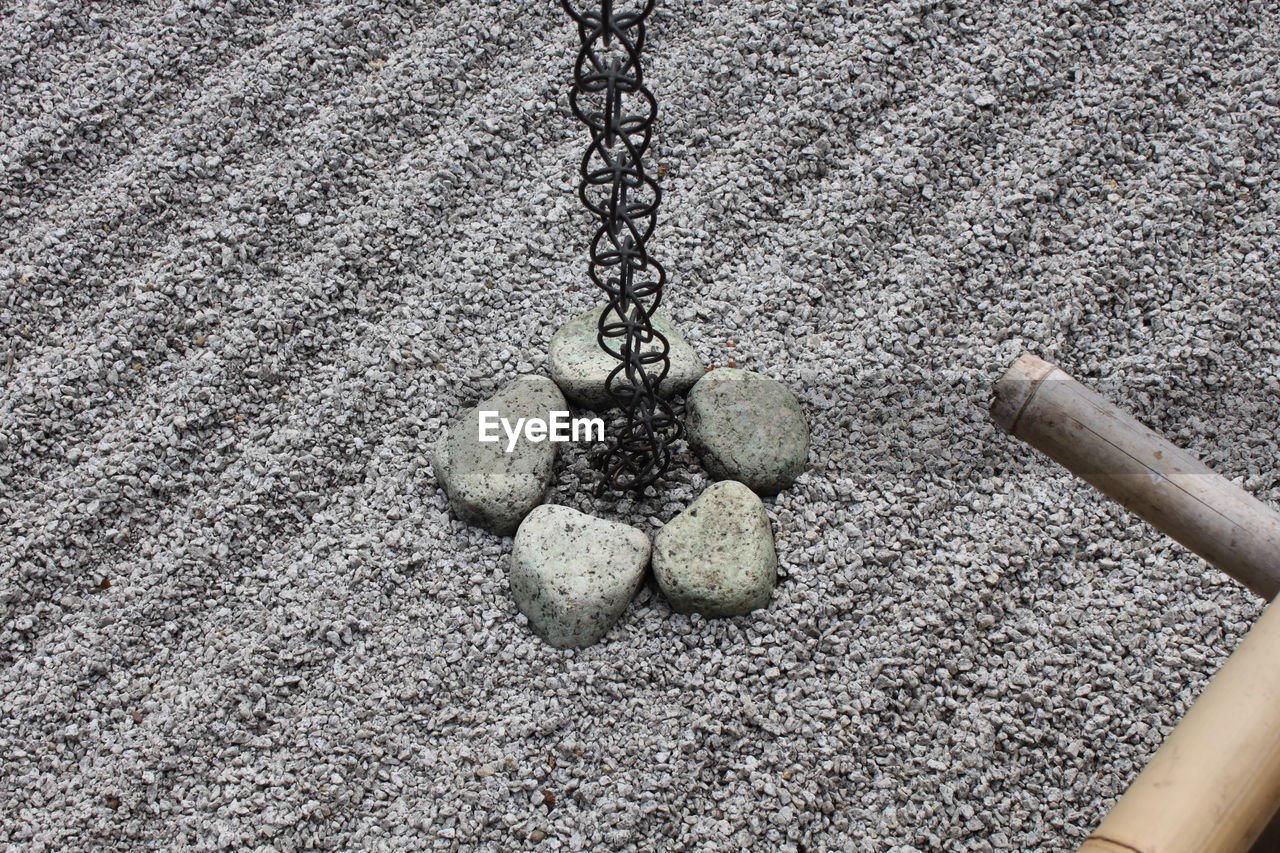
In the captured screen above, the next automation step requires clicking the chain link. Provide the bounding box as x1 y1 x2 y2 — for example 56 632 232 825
562 0 682 491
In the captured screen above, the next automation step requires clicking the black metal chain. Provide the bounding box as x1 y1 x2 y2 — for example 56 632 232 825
562 0 682 492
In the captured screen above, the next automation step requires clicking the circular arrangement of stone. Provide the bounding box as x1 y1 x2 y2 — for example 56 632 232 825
432 305 811 647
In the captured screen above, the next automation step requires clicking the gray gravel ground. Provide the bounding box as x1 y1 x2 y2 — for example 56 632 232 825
2 1 1279 850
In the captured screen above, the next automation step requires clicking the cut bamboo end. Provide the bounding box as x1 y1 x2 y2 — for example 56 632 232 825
989 352 1058 434
991 352 1280 599
990 353 1280 853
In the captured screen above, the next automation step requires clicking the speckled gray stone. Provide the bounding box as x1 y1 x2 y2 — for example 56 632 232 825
653 481 777 618
432 375 565 535
509 505 651 648
686 367 810 495
547 303 704 410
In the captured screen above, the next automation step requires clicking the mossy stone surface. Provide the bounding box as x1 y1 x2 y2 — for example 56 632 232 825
510 505 651 648
653 480 777 618
432 375 565 536
686 368 809 495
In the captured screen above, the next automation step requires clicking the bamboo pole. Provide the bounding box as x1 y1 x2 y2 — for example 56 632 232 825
1074 596 1280 853
990 353 1280 853
991 353 1280 599
1247 806 1280 853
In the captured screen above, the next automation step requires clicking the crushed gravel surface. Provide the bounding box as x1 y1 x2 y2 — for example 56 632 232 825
2 1 1279 850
